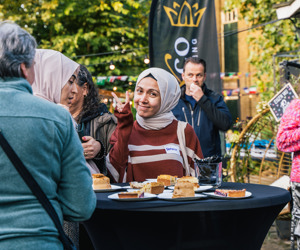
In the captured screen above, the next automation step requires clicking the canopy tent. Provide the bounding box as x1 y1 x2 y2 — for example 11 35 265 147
274 0 300 19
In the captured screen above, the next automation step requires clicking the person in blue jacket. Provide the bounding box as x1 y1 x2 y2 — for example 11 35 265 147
172 57 232 158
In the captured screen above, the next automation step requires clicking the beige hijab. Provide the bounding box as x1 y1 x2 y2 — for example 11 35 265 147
135 68 180 130
32 49 79 103
32 49 100 175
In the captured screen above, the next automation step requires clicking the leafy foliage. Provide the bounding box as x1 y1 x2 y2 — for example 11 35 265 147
0 0 151 88
224 0 300 101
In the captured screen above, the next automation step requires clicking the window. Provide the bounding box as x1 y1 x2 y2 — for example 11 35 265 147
222 9 239 73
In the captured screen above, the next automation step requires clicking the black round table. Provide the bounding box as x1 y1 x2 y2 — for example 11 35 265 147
82 182 291 250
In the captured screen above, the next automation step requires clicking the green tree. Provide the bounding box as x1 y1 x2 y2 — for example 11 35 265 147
225 0 299 101
0 0 151 91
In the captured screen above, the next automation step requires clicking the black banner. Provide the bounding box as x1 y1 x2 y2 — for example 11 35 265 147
149 0 221 94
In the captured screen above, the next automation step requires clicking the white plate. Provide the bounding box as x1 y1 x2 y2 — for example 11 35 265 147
123 184 152 190
123 185 143 189
203 191 252 199
126 188 172 194
108 192 157 201
123 181 152 189
157 193 207 201
168 185 213 193
145 178 157 182
93 185 123 193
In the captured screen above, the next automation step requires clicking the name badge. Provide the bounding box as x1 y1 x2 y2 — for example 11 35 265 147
164 145 180 156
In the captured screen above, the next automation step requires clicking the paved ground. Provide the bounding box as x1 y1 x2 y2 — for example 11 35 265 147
261 223 291 250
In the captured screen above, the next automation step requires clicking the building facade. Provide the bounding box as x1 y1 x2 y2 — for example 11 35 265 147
215 1 260 123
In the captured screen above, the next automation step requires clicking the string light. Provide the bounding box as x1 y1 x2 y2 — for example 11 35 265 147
144 55 150 64
113 86 117 91
109 61 115 70
72 47 148 58
85 54 150 68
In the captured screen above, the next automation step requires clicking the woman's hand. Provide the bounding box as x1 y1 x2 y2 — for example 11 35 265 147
111 91 130 113
82 136 101 159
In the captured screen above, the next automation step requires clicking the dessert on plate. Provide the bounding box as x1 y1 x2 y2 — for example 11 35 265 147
118 191 144 199
214 189 246 197
157 174 177 186
92 173 111 190
172 181 195 198
177 176 199 190
129 181 146 189
141 182 164 194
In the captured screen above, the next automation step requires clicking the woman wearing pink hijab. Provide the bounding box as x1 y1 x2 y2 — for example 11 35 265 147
31 49 88 249
32 49 102 173
32 48 79 106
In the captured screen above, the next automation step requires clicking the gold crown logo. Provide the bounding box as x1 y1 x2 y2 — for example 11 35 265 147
163 1 206 27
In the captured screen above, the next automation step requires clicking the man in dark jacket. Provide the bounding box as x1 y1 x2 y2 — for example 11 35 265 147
172 57 232 158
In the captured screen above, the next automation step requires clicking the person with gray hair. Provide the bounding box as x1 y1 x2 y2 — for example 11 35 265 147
0 21 96 249
0 22 36 83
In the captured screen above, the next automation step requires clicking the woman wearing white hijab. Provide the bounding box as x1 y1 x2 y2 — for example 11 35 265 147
107 67 203 183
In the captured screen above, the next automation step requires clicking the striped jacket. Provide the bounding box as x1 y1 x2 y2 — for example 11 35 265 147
107 103 203 183
276 99 300 183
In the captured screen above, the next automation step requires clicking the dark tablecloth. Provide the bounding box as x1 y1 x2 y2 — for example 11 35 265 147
93 182 290 211
82 182 291 250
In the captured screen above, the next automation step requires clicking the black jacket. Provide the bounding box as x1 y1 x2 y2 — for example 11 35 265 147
79 103 117 174
172 83 232 157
